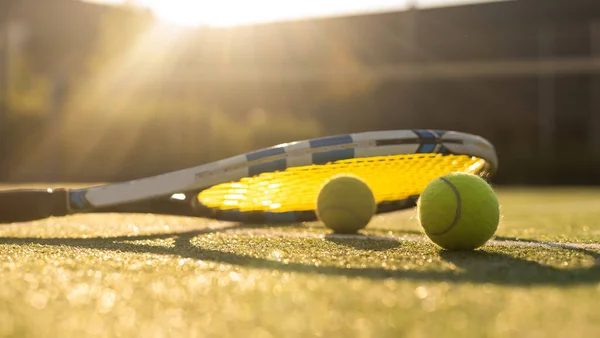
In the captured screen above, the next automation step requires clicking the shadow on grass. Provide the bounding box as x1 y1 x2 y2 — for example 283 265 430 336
1 224 600 286
323 234 402 251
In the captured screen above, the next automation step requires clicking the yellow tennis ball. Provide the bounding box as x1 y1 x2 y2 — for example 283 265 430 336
316 174 376 234
417 172 500 250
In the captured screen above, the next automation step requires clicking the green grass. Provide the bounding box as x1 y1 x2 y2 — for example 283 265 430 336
2 187 600 337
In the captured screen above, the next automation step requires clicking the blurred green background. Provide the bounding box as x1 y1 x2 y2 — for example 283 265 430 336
1 0 600 185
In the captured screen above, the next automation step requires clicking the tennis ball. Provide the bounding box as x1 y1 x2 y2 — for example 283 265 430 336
316 174 376 234
417 172 500 250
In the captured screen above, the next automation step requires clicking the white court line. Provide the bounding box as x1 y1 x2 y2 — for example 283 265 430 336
221 228 600 251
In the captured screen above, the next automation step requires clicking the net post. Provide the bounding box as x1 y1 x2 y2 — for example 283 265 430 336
536 25 556 165
588 21 600 160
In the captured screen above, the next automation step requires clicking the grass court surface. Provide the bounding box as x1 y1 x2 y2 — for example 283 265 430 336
2 186 600 337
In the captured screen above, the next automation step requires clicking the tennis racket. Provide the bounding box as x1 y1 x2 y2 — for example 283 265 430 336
0 129 498 224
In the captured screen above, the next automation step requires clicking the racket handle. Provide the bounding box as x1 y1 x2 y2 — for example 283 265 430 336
0 189 69 223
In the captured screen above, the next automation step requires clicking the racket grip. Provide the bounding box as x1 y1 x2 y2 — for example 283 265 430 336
0 189 69 223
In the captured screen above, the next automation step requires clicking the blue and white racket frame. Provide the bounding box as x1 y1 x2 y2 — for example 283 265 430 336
92 129 498 223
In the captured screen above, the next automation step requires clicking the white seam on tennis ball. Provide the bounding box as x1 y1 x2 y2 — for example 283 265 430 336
425 176 462 236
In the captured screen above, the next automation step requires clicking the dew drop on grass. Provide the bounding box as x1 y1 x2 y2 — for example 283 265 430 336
271 250 282 259
415 286 428 299
229 272 241 282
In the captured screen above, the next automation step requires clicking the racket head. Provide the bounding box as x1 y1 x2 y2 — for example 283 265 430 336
183 129 498 223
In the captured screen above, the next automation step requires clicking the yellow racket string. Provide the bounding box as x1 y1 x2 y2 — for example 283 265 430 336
197 153 489 213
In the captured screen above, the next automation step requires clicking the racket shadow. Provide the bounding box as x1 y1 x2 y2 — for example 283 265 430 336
2 227 600 286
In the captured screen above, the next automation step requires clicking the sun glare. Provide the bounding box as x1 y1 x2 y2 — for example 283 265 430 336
87 1 496 28
124 0 417 28
134 0 306 27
